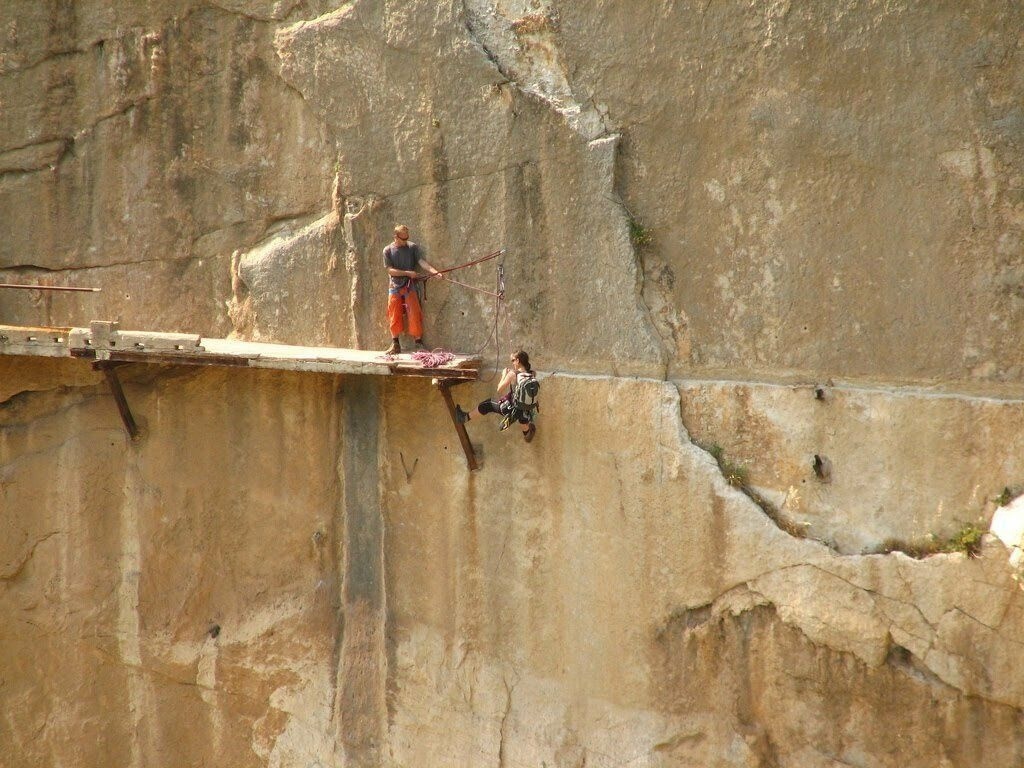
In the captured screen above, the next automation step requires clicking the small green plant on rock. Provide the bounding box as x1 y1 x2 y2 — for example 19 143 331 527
697 440 808 538
875 521 985 559
703 442 725 463
945 522 984 557
628 216 653 248
992 486 1020 508
698 442 748 488
721 459 748 488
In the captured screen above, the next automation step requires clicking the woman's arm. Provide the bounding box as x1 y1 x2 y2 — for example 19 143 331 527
496 368 515 393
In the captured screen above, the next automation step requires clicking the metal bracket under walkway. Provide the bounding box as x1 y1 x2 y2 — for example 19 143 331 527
0 320 484 470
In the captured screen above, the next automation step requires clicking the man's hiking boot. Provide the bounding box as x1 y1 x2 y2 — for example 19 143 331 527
455 405 469 424
414 339 427 351
384 340 401 356
523 423 536 443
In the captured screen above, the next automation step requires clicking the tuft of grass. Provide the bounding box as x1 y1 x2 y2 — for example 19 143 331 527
699 443 748 488
874 521 986 559
628 216 653 248
993 486 1019 508
703 442 724 463
945 522 984 557
721 459 748 488
697 441 808 539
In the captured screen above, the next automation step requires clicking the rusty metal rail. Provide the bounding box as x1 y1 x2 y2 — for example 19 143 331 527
0 283 100 292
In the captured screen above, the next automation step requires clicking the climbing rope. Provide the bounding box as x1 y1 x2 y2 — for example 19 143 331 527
414 248 505 281
440 273 504 298
467 263 509 383
410 348 456 368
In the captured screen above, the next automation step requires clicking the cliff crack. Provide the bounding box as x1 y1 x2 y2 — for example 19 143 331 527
1 531 62 581
496 675 517 768
0 47 83 76
78 95 156 141
947 606 1024 648
342 161 531 204
0 139 73 180
1 253 215 274
0 136 70 159
803 562 941 635
663 594 1022 711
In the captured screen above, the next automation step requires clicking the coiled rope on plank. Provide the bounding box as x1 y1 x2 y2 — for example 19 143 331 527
410 348 456 368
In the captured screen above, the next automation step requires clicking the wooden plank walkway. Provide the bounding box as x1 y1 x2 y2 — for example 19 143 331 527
0 321 481 380
0 320 484 469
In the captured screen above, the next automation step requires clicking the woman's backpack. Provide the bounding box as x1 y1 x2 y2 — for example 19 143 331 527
499 373 540 431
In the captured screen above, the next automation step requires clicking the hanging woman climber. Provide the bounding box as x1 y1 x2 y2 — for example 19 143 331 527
455 350 539 443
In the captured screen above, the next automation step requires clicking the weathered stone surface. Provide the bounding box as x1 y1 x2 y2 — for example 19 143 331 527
555 0 1024 384
4 364 1024 767
268 2 664 373
0 3 332 331
4 1 1024 766
678 378 1024 553
3 357 1024 766
381 374 1024 766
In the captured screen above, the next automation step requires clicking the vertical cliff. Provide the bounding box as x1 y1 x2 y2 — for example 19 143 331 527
3 2 1024 766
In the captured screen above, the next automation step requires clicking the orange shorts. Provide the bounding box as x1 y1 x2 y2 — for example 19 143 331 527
387 286 422 339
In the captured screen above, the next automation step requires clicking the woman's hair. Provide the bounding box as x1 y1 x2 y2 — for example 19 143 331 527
512 350 531 372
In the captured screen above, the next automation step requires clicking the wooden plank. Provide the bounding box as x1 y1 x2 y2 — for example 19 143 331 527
105 350 251 368
436 379 479 471
0 322 482 381
386 365 477 380
95 362 141 441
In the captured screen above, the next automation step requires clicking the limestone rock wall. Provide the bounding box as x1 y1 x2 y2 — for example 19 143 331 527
5 362 1024 767
3 1 1024 767
556 0 1024 383
1 1 334 333
678 379 1024 554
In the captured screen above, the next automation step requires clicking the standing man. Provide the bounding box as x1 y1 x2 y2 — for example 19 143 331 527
383 224 443 355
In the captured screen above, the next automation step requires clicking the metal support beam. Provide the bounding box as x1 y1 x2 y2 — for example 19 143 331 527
435 378 479 471
94 362 140 441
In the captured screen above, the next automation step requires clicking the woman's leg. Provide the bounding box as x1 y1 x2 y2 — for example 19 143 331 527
459 399 497 423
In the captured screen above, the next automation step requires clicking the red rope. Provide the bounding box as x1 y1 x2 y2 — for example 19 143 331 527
415 248 504 280
411 348 456 368
442 274 504 298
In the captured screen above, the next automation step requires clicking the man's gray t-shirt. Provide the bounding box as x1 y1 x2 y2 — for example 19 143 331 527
384 243 422 292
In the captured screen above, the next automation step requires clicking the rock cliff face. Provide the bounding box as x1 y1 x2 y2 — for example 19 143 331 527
3 2 1024 767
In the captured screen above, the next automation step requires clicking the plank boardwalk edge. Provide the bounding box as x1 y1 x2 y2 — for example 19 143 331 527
0 323 482 380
